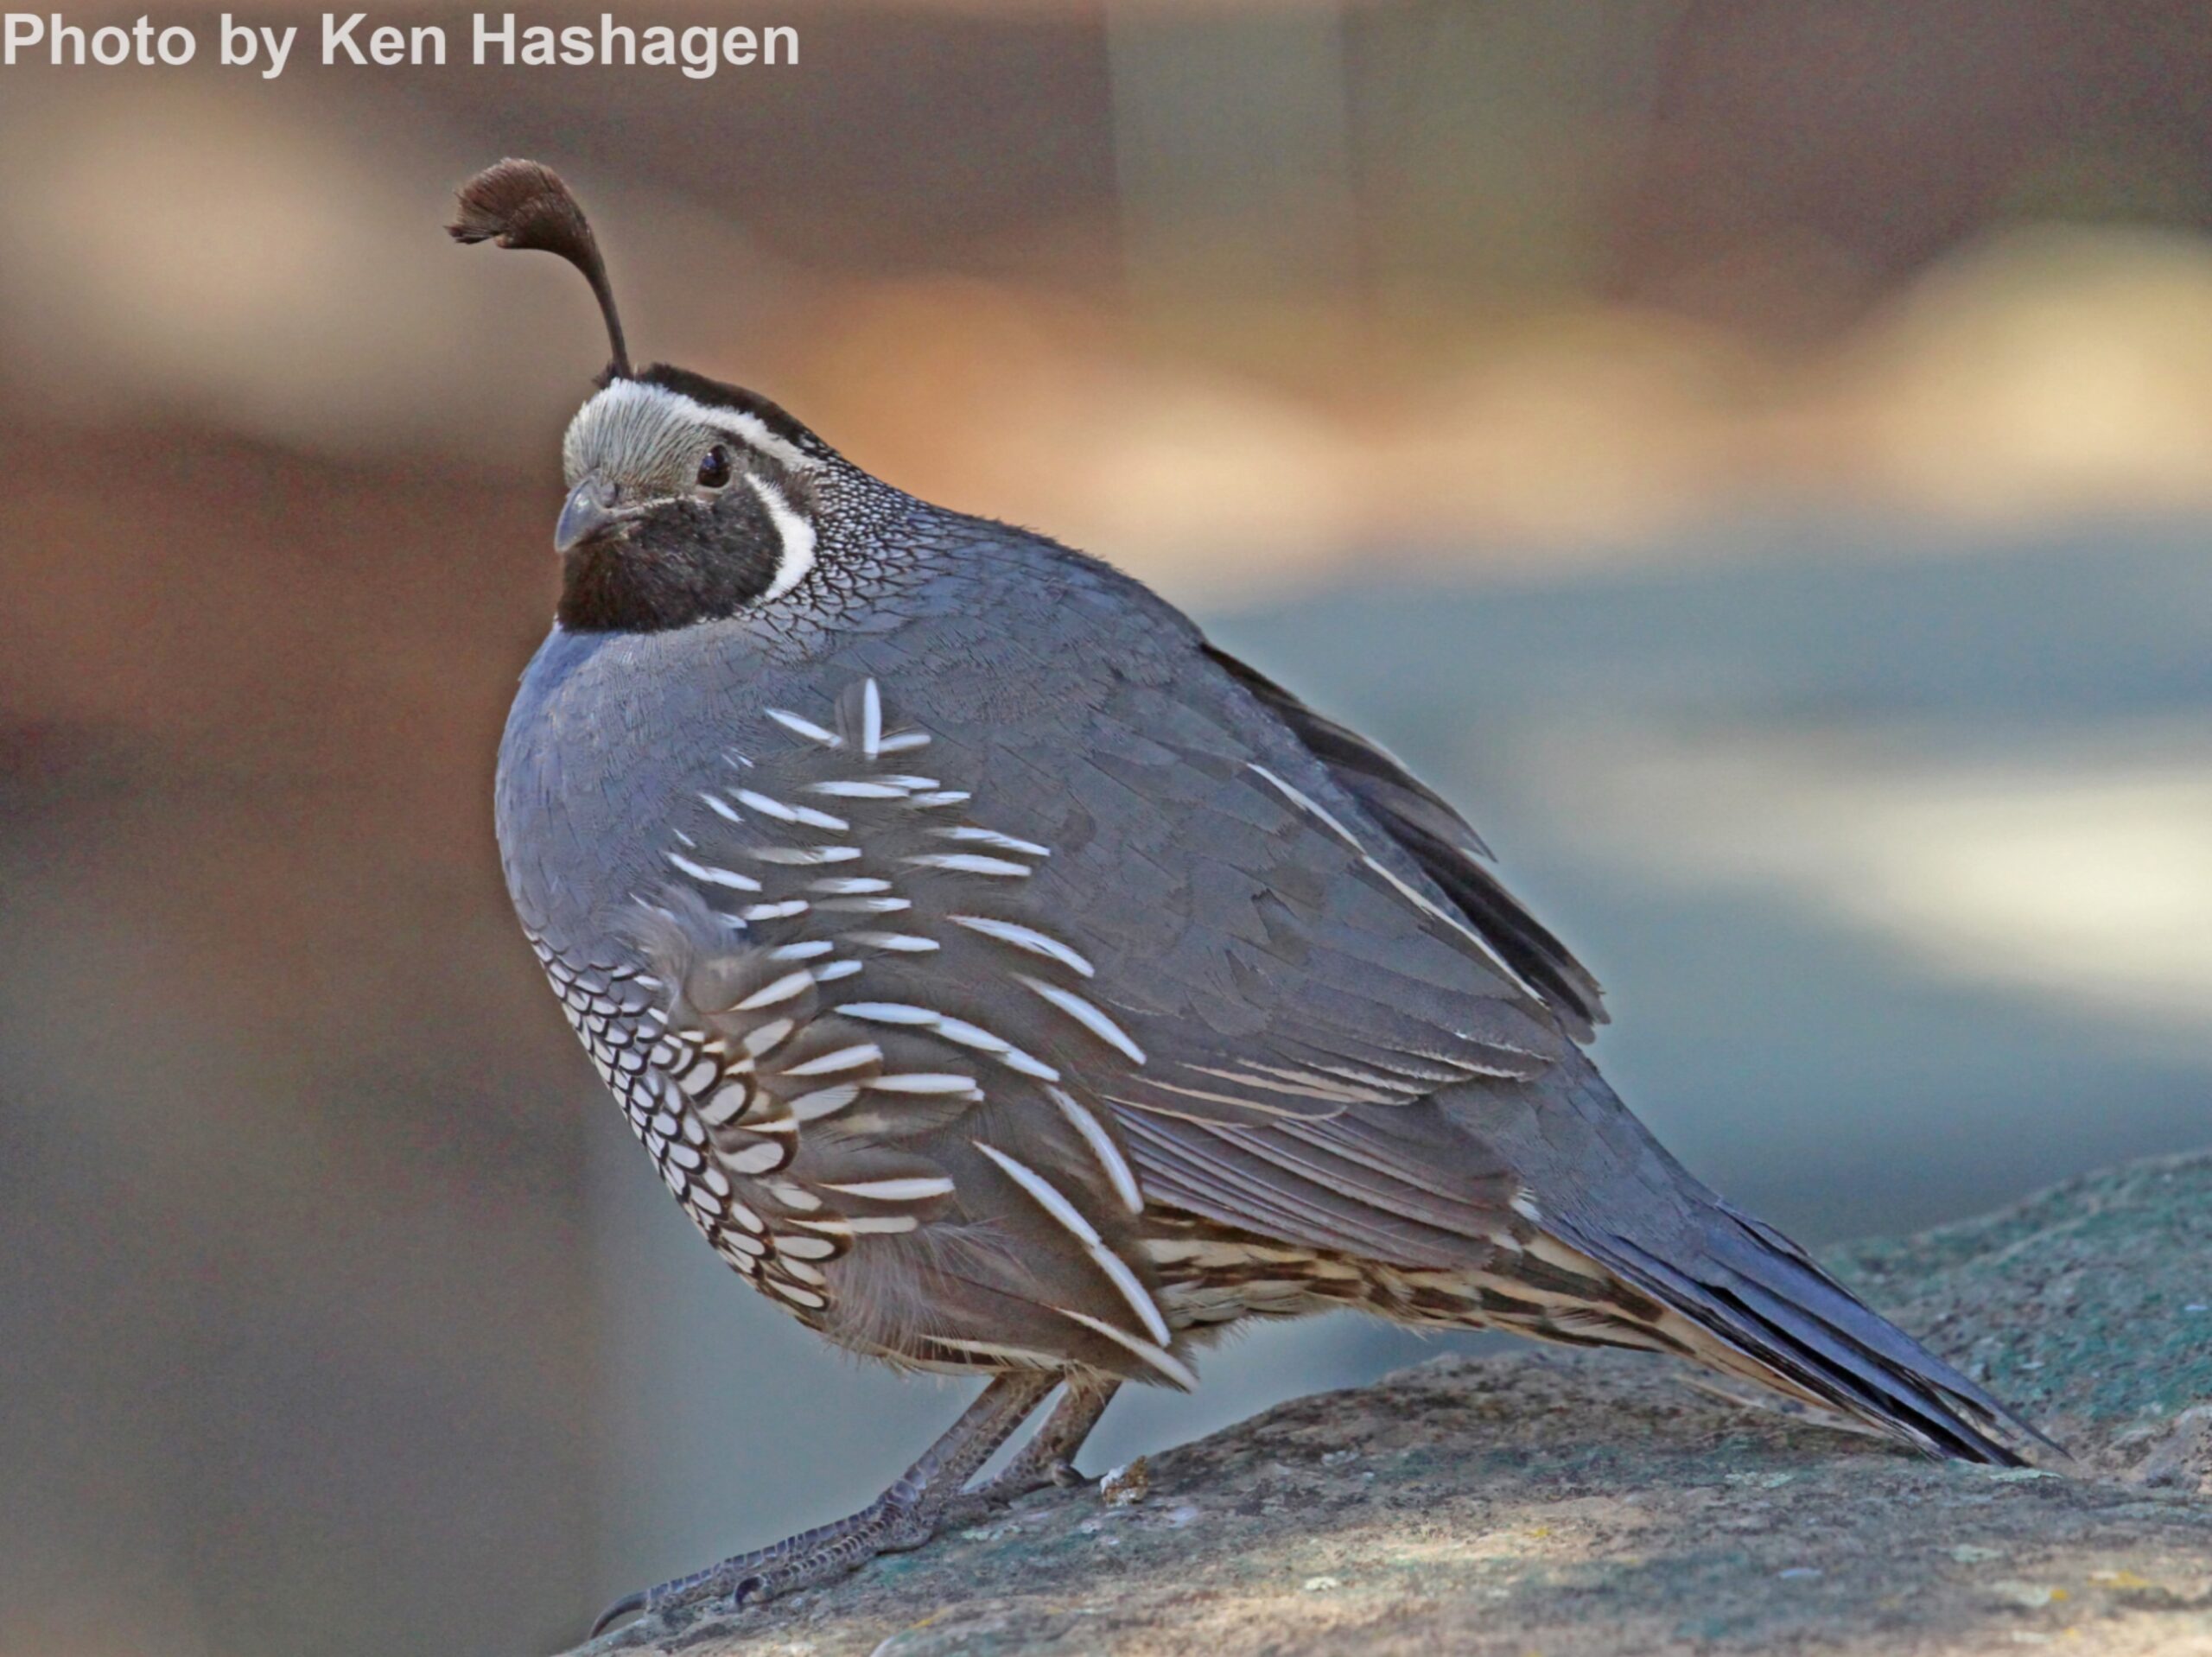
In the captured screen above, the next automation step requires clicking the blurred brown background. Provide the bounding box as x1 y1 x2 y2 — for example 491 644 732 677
5 4 2212 1654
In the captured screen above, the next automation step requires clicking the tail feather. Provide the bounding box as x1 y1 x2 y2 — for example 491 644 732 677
1547 1204 2053 1467
1711 1202 2063 1459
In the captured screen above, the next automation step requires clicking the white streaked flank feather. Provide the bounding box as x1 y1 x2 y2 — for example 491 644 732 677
825 1175 958 1203
1017 975 1147 1063
1055 1307 1196 1389
950 915 1096 977
735 788 848 832
904 852 1032 878
975 1141 1170 1345
931 824 1050 857
1050 1088 1144 1214
766 707 841 747
861 680 884 759
667 850 762 892
734 970 816 1012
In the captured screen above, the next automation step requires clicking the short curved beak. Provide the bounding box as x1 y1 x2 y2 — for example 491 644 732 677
555 474 622 555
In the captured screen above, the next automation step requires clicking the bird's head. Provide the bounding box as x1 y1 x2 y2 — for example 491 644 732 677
450 159 836 633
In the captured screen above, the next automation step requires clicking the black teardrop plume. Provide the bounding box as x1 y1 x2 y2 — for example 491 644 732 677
449 157 632 380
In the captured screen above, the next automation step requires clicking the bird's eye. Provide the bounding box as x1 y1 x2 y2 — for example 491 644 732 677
696 446 732 489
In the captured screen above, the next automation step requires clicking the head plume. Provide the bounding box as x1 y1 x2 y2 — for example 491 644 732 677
448 158 632 380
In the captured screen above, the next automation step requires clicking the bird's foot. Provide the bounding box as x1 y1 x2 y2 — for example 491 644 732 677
589 1374 1061 1641
590 1489 934 1638
594 1450 1090 1639
940 1372 1118 1529
940 1453 1083 1531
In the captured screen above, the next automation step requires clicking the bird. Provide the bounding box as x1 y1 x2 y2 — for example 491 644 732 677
449 159 2049 1638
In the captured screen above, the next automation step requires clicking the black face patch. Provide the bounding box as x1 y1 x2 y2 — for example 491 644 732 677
557 479 787 634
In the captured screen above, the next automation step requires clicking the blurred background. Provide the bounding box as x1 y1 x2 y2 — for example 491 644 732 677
4 3 2211 1653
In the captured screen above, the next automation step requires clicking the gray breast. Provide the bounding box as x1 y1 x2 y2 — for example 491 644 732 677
493 527 1576 1381
499 644 1176 1375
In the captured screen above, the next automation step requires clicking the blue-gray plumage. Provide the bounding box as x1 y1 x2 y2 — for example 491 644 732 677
454 160 2049 1637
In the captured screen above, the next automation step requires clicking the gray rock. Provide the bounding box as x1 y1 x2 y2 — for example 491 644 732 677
575 1152 2212 1656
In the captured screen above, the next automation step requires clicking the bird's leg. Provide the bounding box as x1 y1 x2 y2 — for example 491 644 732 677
591 1371 1058 1638
947 1374 1121 1521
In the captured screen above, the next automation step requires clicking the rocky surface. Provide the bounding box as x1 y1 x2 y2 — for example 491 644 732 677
571 1152 2212 1656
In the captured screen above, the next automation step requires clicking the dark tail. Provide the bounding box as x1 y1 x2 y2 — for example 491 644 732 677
1549 1200 2056 1466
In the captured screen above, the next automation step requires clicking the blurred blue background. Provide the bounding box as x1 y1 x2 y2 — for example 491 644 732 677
3 5 2209 1656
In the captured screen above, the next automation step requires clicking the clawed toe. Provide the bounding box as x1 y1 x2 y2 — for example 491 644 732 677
588 1565 759 1642
588 1588 647 1640
581 1492 940 1641
580 1375 1084 1644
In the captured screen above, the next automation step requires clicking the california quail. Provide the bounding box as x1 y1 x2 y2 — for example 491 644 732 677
450 161 2048 1637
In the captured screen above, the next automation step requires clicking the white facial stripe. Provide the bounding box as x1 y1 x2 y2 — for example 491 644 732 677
564 378 822 480
747 475 819 604
721 409 817 473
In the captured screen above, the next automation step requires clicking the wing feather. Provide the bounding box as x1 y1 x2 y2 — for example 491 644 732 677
1203 644 1606 1039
